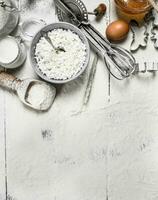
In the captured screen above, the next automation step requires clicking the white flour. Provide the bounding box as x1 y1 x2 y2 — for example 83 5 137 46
35 29 87 80
0 37 19 64
26 82 56 110
0 0 9 30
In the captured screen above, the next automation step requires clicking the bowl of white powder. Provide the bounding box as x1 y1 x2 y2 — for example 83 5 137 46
30 22 90 83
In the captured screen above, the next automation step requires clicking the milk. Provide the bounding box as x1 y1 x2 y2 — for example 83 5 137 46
0 37 19 64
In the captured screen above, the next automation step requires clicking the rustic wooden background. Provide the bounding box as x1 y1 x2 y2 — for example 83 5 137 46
1 0 158 200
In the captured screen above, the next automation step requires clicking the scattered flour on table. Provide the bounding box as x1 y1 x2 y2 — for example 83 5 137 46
35 29 87 80
19 0 55 24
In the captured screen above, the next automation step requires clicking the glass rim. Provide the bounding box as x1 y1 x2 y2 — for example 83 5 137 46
0 36 20 65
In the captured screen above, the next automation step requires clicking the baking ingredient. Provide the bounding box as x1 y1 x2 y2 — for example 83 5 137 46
0 72 56 111
114 0 151 25
35 28 87 80
106 20 130 42
0 1 8 30
26 82 56 110
0 0 19 37
0 36 19 63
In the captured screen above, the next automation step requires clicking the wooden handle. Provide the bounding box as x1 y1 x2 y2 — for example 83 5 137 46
0 72 21 91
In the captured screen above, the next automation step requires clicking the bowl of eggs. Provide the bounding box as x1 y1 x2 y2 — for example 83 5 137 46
30 22 90 84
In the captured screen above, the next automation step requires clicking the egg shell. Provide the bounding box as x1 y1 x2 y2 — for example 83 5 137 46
106 20 130 42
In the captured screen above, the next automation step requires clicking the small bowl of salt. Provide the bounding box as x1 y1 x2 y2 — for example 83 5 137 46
30 22 90 84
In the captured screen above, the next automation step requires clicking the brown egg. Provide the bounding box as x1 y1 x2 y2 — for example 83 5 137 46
106 20 130 42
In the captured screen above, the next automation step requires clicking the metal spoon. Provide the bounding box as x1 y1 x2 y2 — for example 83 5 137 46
41 31 66 53
0 72 56 111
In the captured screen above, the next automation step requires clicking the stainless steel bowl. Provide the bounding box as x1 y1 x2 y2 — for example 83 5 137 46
30 22 90 84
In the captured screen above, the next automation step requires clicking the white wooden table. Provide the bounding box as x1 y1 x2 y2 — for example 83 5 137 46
1 0 158 200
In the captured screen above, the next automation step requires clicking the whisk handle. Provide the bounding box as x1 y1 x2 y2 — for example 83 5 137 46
0 72 21 91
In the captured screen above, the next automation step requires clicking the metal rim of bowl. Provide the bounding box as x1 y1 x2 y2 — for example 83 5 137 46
30 22 90 84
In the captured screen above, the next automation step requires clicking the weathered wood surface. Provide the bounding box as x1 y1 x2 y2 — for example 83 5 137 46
1 0 158 200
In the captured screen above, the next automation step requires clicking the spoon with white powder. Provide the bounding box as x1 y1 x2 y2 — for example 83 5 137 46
41 30 66 53
0 72 56 111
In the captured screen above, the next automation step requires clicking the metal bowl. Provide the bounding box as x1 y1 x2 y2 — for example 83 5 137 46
30 22 90 84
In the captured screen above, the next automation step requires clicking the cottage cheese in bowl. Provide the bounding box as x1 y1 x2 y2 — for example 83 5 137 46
30 22 90 84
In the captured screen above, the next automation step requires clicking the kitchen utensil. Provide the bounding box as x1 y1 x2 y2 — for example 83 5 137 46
30 22 90 84
0 72 56 111
41 30 66 53
0 36 26 69
0 0 19 37
54 0 136 80
87 3 106 19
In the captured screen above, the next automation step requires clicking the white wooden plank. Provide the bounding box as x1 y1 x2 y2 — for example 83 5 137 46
4 1 110 200
5 100 108 200
0 91 7 200
105 2 158 200
4 0 158 200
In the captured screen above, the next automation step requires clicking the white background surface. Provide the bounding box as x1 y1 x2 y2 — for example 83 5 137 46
1 0 158 200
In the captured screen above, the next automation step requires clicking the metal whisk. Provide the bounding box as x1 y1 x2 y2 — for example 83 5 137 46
54 0 136 80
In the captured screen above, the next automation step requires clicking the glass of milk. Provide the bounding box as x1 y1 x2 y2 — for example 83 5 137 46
0 36 26 69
